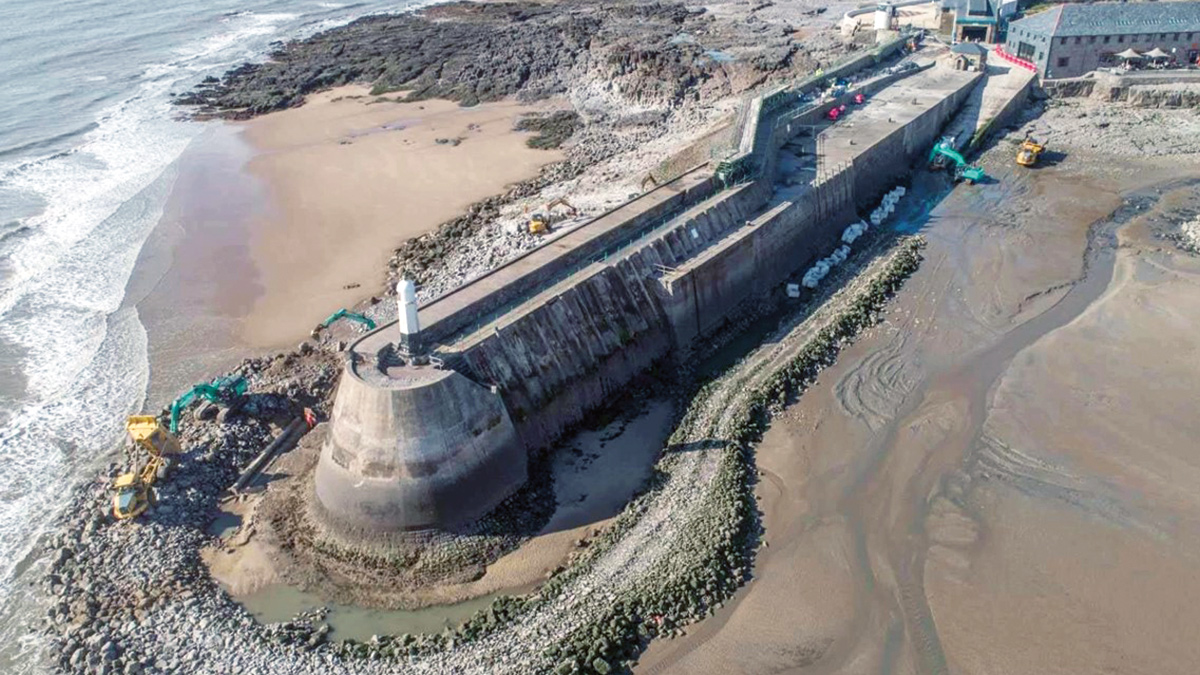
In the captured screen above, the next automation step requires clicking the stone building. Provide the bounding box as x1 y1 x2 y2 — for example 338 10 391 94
951 41 989 71
1006 1 1200 79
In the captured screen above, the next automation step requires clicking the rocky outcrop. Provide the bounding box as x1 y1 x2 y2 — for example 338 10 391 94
175 0 848 119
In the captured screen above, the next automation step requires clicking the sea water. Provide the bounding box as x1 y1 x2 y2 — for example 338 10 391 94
0 0 420 668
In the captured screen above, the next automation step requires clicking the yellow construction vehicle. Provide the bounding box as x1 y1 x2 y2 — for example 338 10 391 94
1016 137 1046 167
112 416 180 520
527 198 578 234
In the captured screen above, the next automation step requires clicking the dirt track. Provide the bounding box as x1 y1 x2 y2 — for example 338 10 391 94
637 108 1200 674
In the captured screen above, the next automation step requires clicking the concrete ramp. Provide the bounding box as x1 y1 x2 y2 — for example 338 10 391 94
314 362 526 538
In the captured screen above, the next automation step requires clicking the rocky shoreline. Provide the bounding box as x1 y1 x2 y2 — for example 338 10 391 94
175 1 837 119
34 227 924 673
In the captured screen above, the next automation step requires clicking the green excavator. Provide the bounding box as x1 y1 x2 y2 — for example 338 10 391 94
312 309 376 338
929 139 986 184
168 375 247 433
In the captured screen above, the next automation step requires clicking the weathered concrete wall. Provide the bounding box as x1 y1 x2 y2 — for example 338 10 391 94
460 258 674 451
314 365 526 536
660 166 856 347
969 73 1036 148
1045 71 1200 108
420 170 716 345
647 114 739 185
457 179 773 451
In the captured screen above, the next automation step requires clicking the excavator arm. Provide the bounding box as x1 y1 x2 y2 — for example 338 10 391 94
320 309 377 331
168 376 247 433
929 140 987 184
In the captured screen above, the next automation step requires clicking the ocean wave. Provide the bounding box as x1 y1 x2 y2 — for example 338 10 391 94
0 2 333 644
0 0 420 659
0 122 99 163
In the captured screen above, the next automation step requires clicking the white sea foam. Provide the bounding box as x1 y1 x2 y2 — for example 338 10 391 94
0 6 363 659
0 4 434 664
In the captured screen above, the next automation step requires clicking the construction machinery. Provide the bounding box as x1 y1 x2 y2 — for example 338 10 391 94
929 139 987 184
528 198 578 235
1016 137 1046 167
168 375 247 434
319 309 377 331
112 416 181 520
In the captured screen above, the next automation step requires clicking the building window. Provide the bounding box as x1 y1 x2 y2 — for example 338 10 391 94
1075 36 1082 45
1132 35 1139 43
1161 33 1167 40
1057 56 1070 68
1059 37 1067 45
1090 36 1096 44
1189 33 1195 40
1174 33 1180 40
1118 35 1125 43
1104 36 1110 44
1037 51 1043 60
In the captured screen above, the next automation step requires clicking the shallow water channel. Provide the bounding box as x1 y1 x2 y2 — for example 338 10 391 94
240 584 501 641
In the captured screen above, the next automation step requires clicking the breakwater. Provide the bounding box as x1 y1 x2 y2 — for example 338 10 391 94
412 65 979 455
324 61 981 537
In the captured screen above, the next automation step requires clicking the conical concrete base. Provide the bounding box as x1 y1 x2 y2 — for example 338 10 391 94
314 361 526 538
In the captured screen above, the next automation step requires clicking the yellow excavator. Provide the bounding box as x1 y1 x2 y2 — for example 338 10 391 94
112 416 181 520
1016 137 1046 167
528 198 578 234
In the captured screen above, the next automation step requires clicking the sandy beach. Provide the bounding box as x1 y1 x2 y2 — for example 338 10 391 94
129 89 562 404
239 87 563 347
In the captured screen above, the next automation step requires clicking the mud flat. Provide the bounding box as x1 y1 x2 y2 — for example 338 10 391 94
638 106 1200 674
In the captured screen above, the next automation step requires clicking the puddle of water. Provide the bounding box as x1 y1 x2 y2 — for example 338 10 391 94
239 583 500 641
207 510 242 539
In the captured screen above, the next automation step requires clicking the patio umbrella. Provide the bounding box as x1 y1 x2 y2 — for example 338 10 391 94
1115 48 1143 60
1144 47 1170 60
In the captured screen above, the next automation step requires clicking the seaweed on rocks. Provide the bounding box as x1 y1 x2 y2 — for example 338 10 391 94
516 111 583 149
175 1 758 119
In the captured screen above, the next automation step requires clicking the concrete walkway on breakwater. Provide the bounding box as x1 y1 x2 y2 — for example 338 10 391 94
941 57 1037 151
437 180 770 354
820 66 993 171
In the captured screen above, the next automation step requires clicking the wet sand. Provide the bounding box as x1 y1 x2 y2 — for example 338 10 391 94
638 145 1200 673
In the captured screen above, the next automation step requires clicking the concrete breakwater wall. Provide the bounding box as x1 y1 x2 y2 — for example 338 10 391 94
455 179 775 451
418 167 718 346
661 167 857 346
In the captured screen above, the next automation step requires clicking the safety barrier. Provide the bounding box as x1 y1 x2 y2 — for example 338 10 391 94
993 45 1038 73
